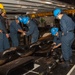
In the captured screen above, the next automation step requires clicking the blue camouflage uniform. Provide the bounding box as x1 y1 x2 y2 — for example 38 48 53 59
60 14 75 61
10 21 22 47
53 31 62 45
26 20 39 43
0 15 10 52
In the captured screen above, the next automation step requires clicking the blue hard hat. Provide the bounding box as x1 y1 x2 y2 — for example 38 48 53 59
18 16 23 23
53 8 61 17
22 17 29 24
51 27 58 35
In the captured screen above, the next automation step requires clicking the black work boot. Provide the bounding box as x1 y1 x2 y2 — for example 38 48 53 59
61 61 70 68
0 52 3 58
69 59 73 63
69 56 73 63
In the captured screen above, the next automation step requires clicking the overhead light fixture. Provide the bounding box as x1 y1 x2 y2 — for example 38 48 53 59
39 1 53 4
27 0 52 4
36 4 43 6
16 5 21 8
62 5 66 7
33 9 38 11
29 0 35 1
32 12 36 13
45 2 53 4
57 4 66 7
26 11 36 14
21 6 27 8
